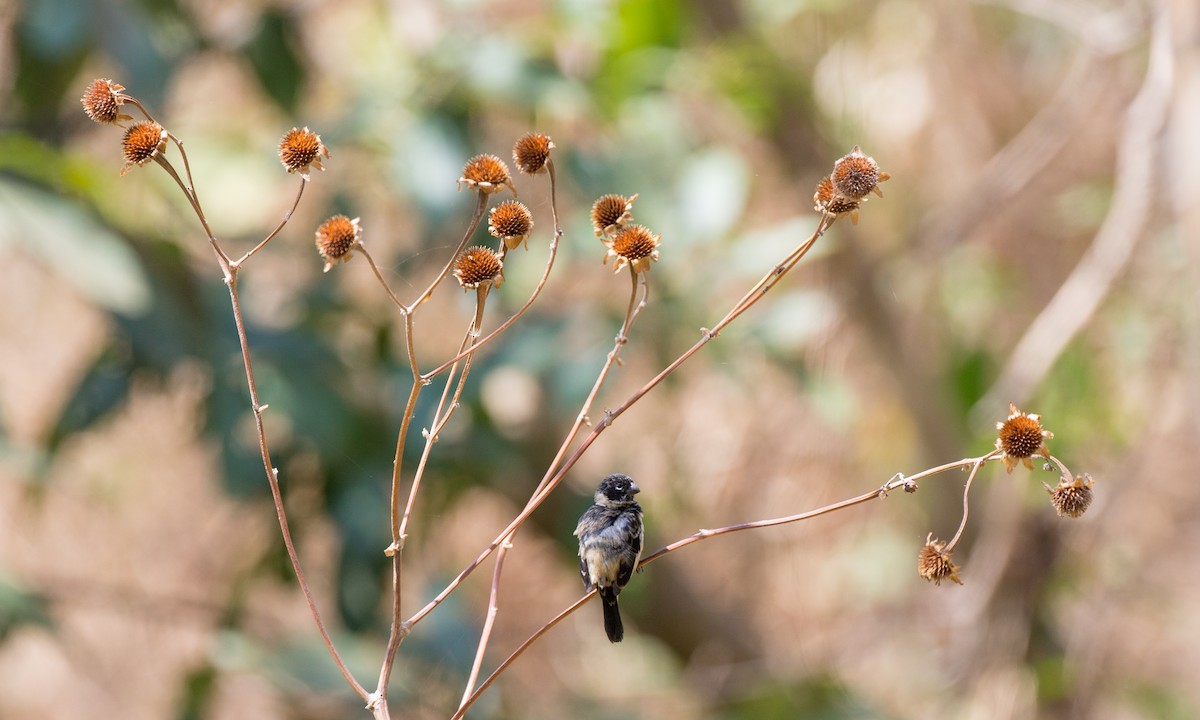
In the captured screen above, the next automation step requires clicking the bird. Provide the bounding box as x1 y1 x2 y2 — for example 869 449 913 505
574 473 644 643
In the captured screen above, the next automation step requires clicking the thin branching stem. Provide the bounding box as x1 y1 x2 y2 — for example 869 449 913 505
233 178 309 267
457 267 648 709
358 244 409 314
407 192 489 312
224 268 369 701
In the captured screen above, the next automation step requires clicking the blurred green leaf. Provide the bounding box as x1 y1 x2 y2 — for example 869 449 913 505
244 9 306 112
0 177 152 315
0 578 53 643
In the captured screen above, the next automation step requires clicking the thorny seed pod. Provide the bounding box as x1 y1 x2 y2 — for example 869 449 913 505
995 403 1053 472
918 535 962 586
120 121 168 175
458 154 515 195
1046 474 1095 518
315 215 362 272
830 145 889 200
813 175 861 224
513 132 553 175
279 127 330 178
488 200 534 250
604 224 660 274
453 246 504 290
81 78 131 125
591 193 638 237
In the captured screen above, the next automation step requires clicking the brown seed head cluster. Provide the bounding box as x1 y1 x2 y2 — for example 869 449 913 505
918 535 962 586
120 121 168 175
605 224 661 274
488 200 534 251
279 127 330 178
315 215 362 272
830 145 889 200
454 246 504 290
1046 473 1094 518
81 78 131 125
513 132 553 175
995 403 1053 472
459 154 515 195
813 175 862 224
591 193 638 237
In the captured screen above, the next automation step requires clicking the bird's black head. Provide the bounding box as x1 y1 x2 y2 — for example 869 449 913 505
595 473 640 505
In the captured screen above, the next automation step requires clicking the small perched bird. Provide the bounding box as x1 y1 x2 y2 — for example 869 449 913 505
574 473 644 643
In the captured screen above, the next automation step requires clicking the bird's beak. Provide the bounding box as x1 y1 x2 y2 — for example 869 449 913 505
630 482 641 495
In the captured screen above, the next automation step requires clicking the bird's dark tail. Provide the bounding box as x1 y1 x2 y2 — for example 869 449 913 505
600 588 624 643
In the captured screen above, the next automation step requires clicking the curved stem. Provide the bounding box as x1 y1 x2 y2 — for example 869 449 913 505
407 192 488 312
225 269 368 700
233 178 308 267
358 244 409 314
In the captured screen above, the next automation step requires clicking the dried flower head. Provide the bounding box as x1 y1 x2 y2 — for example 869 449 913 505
831 145 889 200
591 193 638 237
813 175 861 224
488 200 534 250
918 534 962 585
458 154 515 195
1046 473 1095 518
279 127 330 178
604 224 660 274
453 246 504 290
513 132 553 174
995 403 1054 472
120 121 168 175
81 78 131 125
315 215 362 272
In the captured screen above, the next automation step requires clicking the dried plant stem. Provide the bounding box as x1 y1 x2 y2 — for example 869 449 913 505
407 193 489 312
408 219 832 630
357 244 408 313
224 268 369 701
943 455 988 552
233 178 309 266
453 452 999 718
424 162 564 380
456 268 648 710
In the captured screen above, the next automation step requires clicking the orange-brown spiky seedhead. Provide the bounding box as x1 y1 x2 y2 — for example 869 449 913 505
513 132 554 175
917 534 962 585
120 121 168 175
812 175 861 224
995 403 1054 472
315 215 362 272
279 127 330 178
453 246 505 290
81 78 132 125
590 193 638 237
1046 474 1095 518
830 145 889 200
604 224 660 274
459 154 515 195
489 200 534 251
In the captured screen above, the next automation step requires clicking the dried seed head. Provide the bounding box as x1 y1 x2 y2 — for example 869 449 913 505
995 402 1054 472
813 175 861 223
315 215 362 272
591 193 638 236
453 246 504 290
604 224 660 274
279 127 330 178
458 154 514 195
120 121 168 175
488 200 534 250
1046 474 1095 518
513 132 553 174
831 145 889 200
81 78 130 125
918 535 962 586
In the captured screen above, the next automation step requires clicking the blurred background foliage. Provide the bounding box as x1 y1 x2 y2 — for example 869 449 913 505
1 0 1198 718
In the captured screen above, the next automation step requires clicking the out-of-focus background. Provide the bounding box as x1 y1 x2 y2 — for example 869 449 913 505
2 0 1198 718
